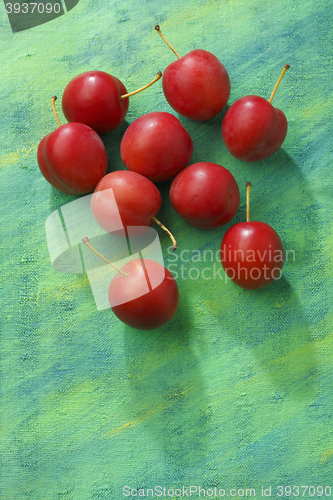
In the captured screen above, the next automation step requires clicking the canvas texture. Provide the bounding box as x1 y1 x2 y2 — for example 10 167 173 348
0 0 332 498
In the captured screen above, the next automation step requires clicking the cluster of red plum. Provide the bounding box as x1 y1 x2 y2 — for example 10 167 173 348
37 25 290 330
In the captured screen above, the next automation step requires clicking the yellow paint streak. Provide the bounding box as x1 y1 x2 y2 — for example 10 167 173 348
104 403 167 438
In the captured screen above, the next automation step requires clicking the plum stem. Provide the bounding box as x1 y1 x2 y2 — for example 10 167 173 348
151 216 177 250
269 64 290 104
51 96 62 127
155 24 181 59
81 237 128 277
120 71 162 100
246 182 252 222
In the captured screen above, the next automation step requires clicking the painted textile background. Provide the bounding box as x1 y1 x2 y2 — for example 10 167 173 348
1 0 333 498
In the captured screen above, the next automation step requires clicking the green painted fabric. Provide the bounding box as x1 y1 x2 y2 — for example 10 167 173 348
1 0 332 498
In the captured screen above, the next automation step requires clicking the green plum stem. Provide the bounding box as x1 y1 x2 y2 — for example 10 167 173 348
269 64 290 104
